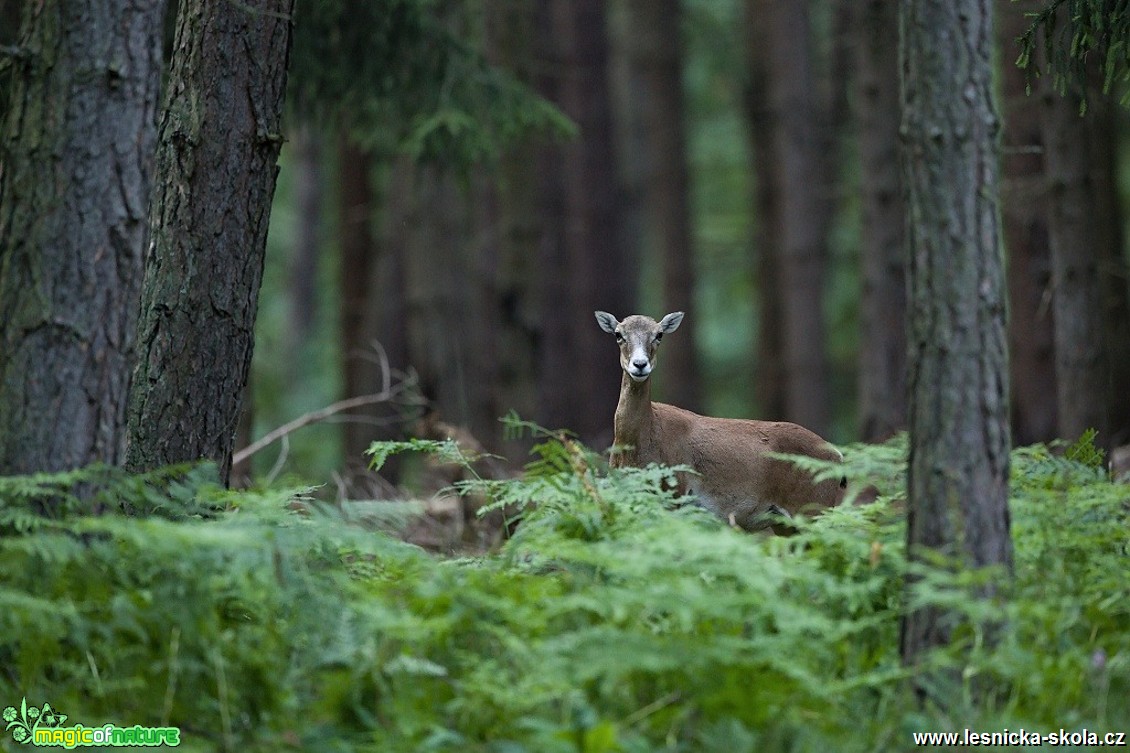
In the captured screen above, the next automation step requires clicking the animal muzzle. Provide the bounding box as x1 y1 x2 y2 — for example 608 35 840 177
628 357 651 381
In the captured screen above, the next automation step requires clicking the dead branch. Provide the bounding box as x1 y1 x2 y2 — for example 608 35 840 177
232 340 423 469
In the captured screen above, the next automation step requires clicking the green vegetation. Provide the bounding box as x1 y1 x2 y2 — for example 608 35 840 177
1017 0 1130 105
1 432 1127 752
290 0 572 165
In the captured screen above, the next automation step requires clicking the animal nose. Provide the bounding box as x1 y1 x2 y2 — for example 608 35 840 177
632 358 648 370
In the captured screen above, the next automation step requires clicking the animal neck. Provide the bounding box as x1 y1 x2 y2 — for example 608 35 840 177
614 371 653 451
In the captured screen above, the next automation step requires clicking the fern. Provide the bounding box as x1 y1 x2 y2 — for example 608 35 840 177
1013 430 1110 490
0 431 1127 752
365 438 475 472
1065 427 1106 469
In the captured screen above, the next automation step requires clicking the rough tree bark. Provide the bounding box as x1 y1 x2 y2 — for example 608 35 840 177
855 0 908 441
999 0 1057 446
0 0 24 111
763 0 832 435
125 0 294 484
899 0 1013 682
0 0 166 475
0 0 21 49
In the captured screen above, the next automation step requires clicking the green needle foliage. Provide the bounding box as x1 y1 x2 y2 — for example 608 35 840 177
289 0 573 167
1 430 1127 751
1015 0 1130 105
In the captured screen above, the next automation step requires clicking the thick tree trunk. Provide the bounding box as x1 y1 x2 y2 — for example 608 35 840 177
763 0 832 435
0 0 166 475
1039 44 1110 447
743 0 786 420
855 0 907 441
616 0 699 412
125 0 294 484
999 0 1057 446
899 0 1013 681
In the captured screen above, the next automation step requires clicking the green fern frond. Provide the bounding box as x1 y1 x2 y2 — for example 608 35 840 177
366 438 474 472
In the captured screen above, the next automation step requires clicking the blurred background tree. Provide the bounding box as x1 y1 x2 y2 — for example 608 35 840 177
854 0 907 443
1017 0 1130 450
162 0 1130 489
1001 0 1058 447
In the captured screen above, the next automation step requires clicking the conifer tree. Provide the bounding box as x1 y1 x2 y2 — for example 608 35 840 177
899 0 1013 689
125 0 294 482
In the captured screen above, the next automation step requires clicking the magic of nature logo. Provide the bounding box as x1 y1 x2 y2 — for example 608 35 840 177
3 698 181 748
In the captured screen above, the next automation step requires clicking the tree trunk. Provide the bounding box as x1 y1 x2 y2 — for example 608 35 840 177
483 170 541 451
855 0 908 441
899 0 1013 683
533 0 574 435
289 125 323 356
1039 27 1111 448
231 382 255 485
999 0 1057 446
125 0 294 484
0 0 23 105
343 155 413 483
338 139 383 465
0 0 166 475
743 0 787 421
477 0 541 458
398 164 499 446
0 0 20 50
764 0 832 435
1087 87 1130 446
616 0 699 412
537 0 632 445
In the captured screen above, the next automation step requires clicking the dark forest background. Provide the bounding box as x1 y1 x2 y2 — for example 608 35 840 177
219 0 1130 488
2 2 1129 747
2 0 1127 487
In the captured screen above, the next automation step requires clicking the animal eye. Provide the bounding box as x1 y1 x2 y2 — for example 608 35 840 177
615 332 624 342
654 333 663 343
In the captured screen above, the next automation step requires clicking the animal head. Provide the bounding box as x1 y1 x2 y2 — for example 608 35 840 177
594 311 684 382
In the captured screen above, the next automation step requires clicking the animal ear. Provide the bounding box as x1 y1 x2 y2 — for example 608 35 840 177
658 311 684 333
594 311 620 333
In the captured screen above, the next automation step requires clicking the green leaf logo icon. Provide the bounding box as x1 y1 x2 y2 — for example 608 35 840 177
4 698 65 745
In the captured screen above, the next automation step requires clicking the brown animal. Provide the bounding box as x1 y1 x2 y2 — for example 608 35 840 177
596 311 845 532
1112 444 1130 484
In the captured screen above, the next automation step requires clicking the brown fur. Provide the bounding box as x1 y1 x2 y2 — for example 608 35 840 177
596 311 843 532
1112 444 1130 483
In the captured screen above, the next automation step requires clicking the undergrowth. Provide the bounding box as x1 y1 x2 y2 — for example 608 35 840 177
0 430 1126 752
